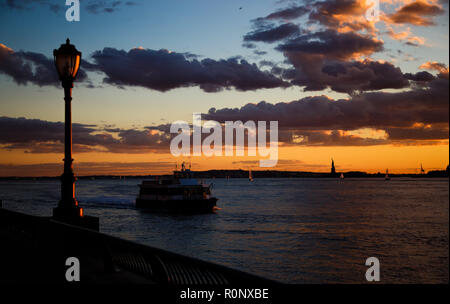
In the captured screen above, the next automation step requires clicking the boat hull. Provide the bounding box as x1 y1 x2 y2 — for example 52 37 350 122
136 197 218 213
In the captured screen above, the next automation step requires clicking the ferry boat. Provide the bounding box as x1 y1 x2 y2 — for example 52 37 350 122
136 163 218 213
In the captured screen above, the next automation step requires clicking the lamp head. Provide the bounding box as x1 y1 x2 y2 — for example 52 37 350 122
53 38 81 84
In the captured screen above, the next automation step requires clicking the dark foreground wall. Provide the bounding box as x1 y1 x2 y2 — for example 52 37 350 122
0 207 277 285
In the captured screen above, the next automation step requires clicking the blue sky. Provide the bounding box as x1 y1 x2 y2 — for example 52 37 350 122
1 1 276 58
1 1 447 68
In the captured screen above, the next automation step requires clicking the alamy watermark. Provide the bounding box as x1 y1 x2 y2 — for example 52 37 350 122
365 257 380 282
65 0 80 22
365 0 380 22
65 256 80 281
170 113 278 167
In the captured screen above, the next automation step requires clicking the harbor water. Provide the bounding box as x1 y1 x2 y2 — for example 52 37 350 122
1 177 448 283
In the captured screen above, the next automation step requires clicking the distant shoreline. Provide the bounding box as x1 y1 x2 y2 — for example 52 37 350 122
0 169 448 180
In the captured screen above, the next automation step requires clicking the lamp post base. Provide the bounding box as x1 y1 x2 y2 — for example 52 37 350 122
52 205 99 231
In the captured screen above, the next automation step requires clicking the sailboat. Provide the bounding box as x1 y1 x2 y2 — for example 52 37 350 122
385 169 390 180
420 163 425 175
249 169 254 182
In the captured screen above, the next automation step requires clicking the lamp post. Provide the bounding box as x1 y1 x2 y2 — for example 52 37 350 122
52 39 97 229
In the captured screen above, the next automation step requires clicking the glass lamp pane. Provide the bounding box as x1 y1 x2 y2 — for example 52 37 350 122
56 53 72 79
72 55 80 78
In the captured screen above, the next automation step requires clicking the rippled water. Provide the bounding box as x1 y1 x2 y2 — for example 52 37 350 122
1 177 448 283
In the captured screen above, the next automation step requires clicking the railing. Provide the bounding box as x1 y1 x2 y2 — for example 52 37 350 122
0 206 277 285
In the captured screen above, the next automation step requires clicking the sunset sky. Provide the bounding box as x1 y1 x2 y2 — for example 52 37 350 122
0 0 449 176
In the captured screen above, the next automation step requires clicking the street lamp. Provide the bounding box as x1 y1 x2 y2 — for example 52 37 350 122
52 39 97 229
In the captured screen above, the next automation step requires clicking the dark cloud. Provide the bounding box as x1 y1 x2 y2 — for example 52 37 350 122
277 30 383 60
1 77 448 152
332 60 409 92
0 43 58 86
258 60 276 68
88 47 289 92
284 56 408 93
240 0 445 95
85 0 135 14
321 62 347 77
0 43 287 92
204 77 449 145
242 42 257 49
270 29 411 93
386 125 449 140
0 0 63 12
264 6 309 20
245 0 375 44
308 0 374 32
253 50 268 56
0 43 88 87
405 41 420 47
388 1 445 26
243 23 301 43
240 1 430 94
0 0 139 14
419 61 449 79
286 129 387 146
242 5 307 47
0 116 114 153
404 71 435 82
0 116 170 154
